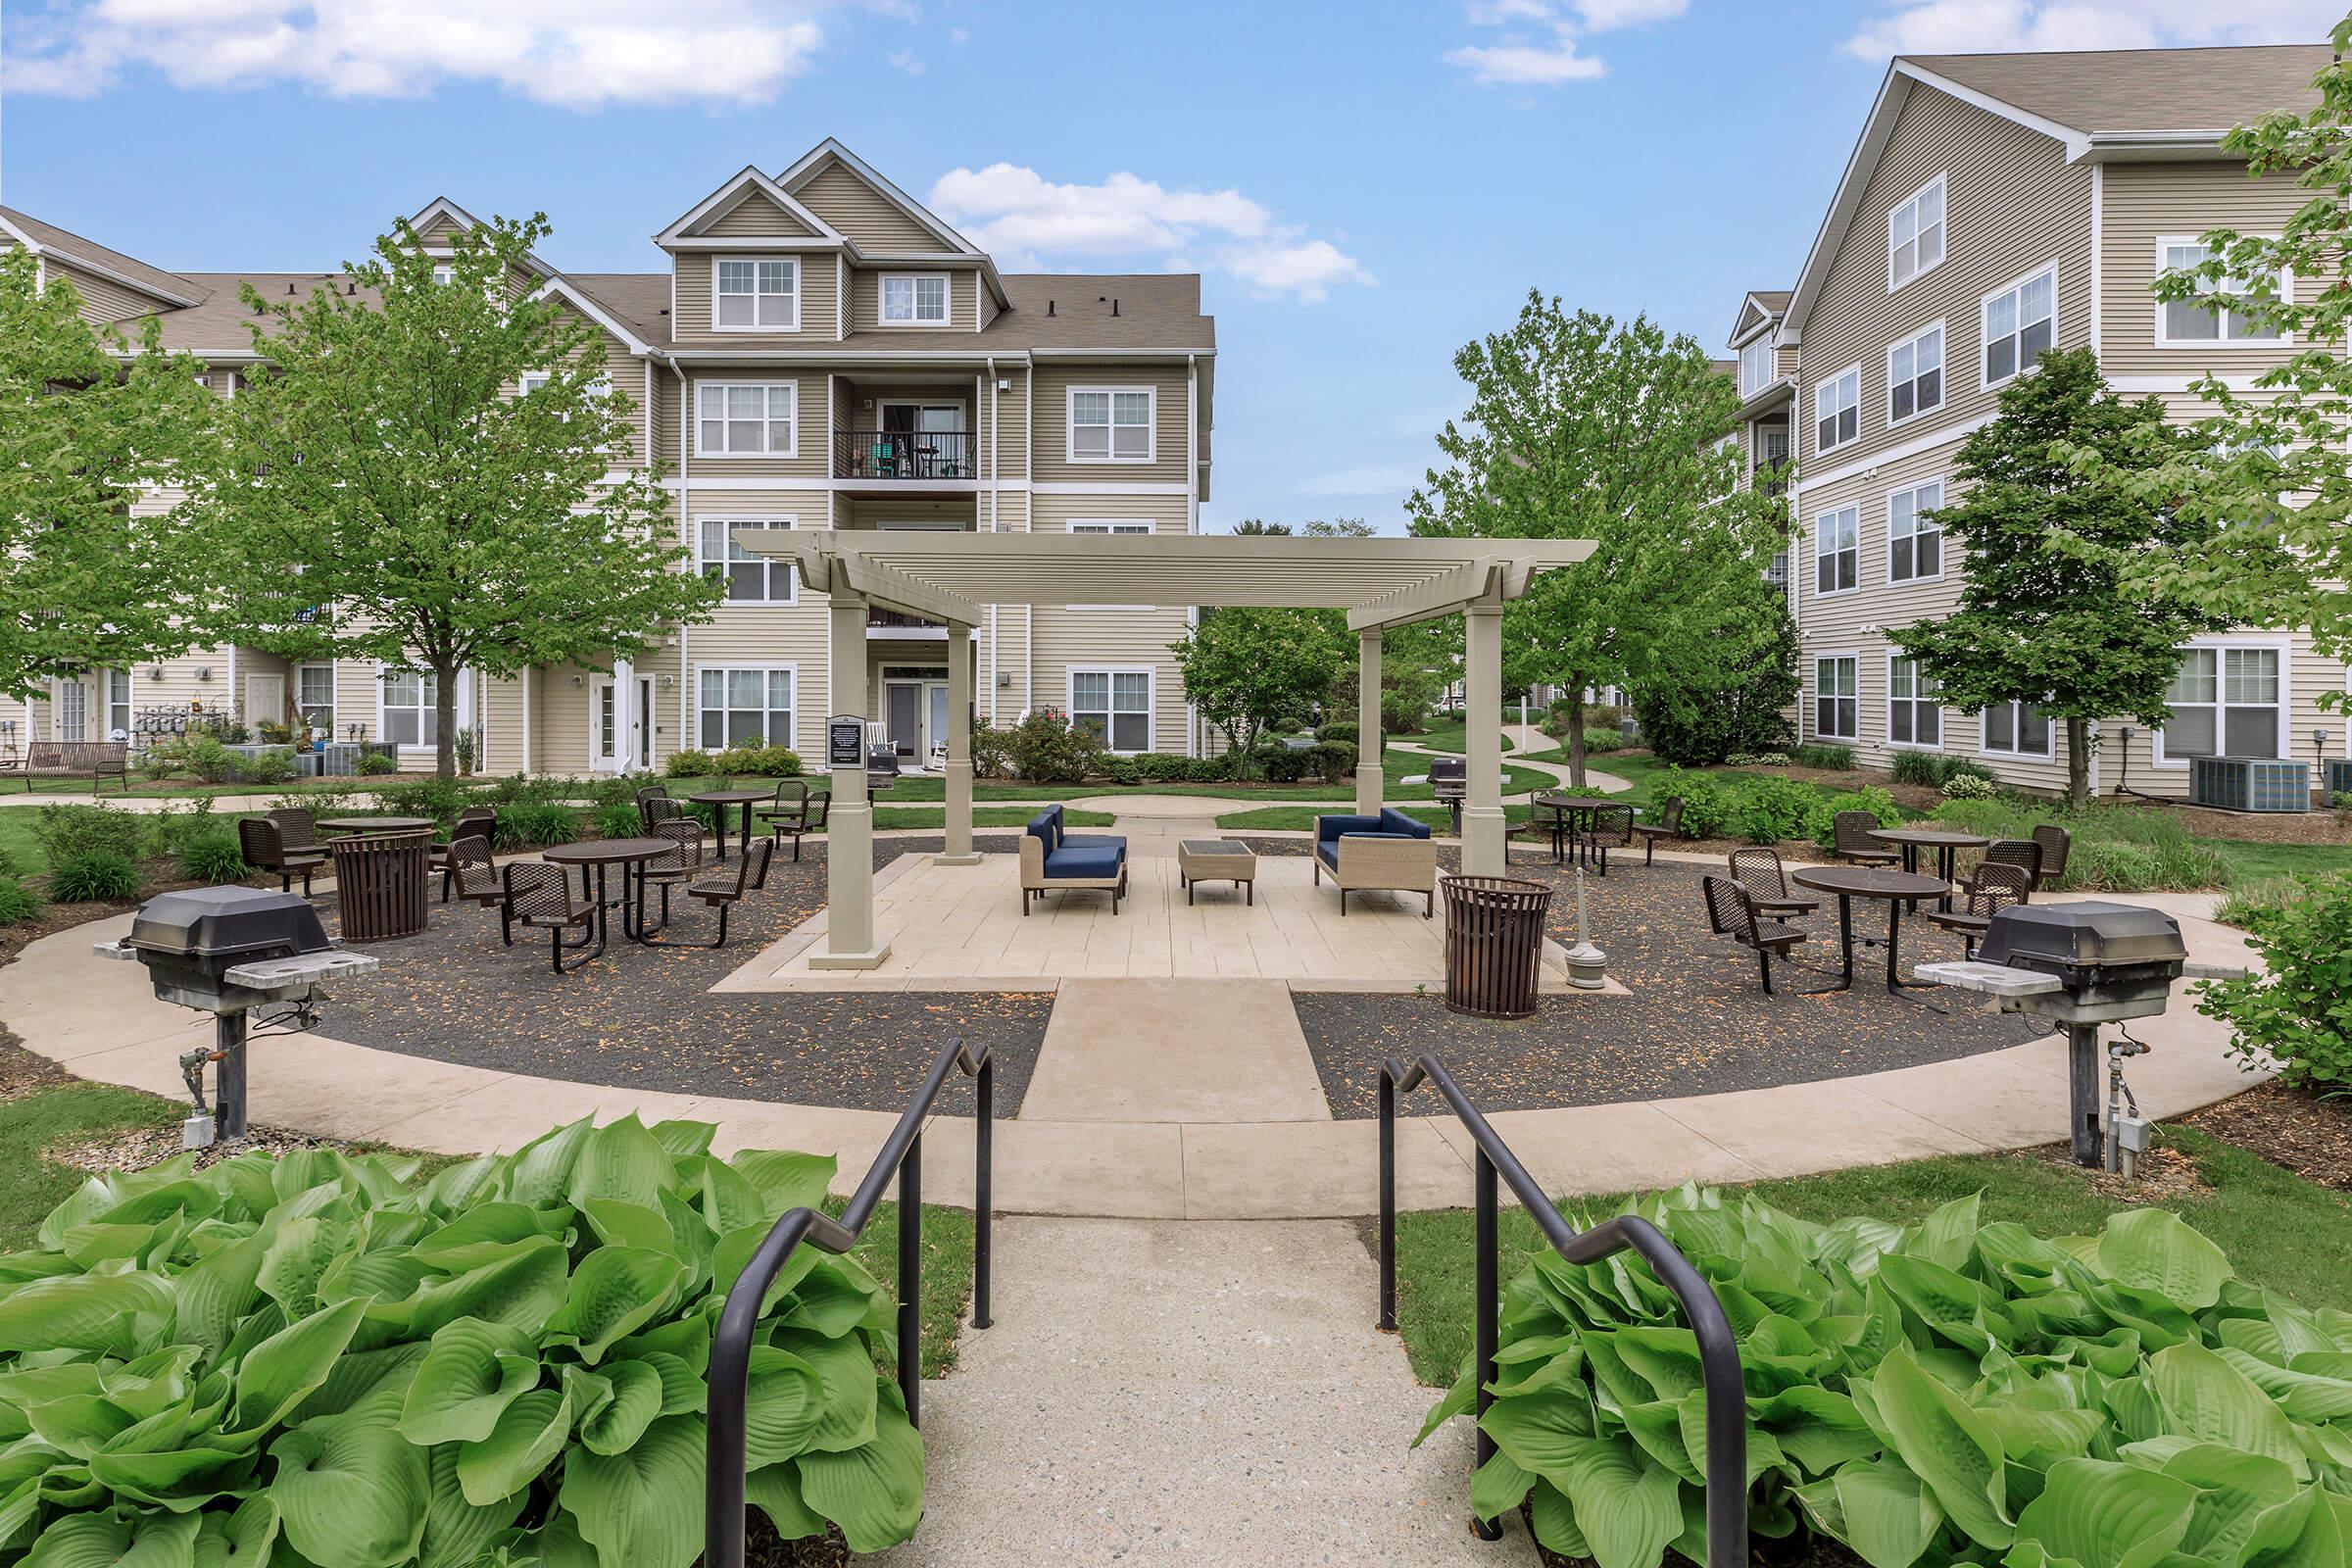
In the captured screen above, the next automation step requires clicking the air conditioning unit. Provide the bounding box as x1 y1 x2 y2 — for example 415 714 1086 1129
2189 755 2311 813
2326 758 2352 806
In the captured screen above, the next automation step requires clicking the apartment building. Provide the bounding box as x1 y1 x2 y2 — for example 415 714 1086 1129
0 139 1215 773
1728 45 2343 799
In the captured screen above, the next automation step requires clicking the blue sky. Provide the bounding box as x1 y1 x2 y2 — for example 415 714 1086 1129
3 0 2335 531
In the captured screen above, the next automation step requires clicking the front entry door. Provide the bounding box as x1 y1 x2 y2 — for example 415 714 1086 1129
592 677 653 770
56 680 87 743
884 682 922 760
245 673 285 732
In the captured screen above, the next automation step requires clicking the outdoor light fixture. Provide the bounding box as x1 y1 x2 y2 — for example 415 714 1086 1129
570 674 583 687
662 674 678 689
194 666 213 682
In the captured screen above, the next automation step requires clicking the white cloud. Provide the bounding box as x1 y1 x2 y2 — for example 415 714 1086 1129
887 47 922 74
1445 0 1687 87
1 0 862 106
1446 36 1604 84
927 162 1369 303
1844 0 2336 58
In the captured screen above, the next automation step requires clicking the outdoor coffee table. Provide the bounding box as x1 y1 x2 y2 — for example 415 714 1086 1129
688 789 769 862
1789 864 1951 1000
317 815 437 836
1178 840 1256 906
541 836 669 961
1868 827 1990 909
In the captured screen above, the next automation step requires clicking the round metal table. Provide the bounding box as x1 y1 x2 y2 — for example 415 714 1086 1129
541 836 669 962
1868 826 1990 907
1527 795 1613 867
1789 865 1951 999
688 790 769 862
317 815 437 836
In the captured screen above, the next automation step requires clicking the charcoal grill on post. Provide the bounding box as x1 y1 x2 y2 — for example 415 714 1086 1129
1428 757 1467 835
94 887 378 1147
1918 901 2187 1167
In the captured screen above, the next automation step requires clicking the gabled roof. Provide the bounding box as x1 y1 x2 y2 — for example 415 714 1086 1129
1729 289 1790 346
0 206 204 308
652 165 845 248
775 137 979 257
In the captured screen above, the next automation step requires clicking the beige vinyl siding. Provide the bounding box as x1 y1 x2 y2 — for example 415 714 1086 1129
2103 631 2345 801
795 164 940 251
700 192 823 240
670 252 838 345
1028 497 1192 755
669 372 827 477
845 267 978 332
1800 85 2090 473
512 315 649 468
980 285 1000 330
682 490 829 760
50 259 168 324
981 368 1029 484
2098 162 2307 379
416 211 467 244
1031 368 1190 482
836 497 976 530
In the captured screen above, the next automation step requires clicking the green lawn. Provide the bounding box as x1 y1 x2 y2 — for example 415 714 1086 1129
0 809 50 878
0 1083 184 1250
1385 1127 2352 1386
832 1199 977 1379
1394 716 1520 756
2206 839 2352 884
871 807 1113 830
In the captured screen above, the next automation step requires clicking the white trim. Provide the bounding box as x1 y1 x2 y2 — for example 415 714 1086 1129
1885 320 1946 429
711 255 801 333
1897 62 2090 159
1979 261 2059 391
1065 385 1157 465
527 276 654 357
1813 364 1861 457
1885 651 1944 753
1979 699 2056 760
1886 172 1946 294
374 663 465 755
876 272 952 326
692 662 801 755
1812 504 1860 599
1810 650 1860 742
2089 164 2104 359
836 254 846 341
1800 408 1995 492
692 378 799 459
699 514 799 605
2152 235 2293 349
2150 634 2293 769
1030 480 1185 496
1886 476 1945 586
1065 664 1155 755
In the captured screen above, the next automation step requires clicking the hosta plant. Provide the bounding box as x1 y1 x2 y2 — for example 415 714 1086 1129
0 1114 921 1567
1421 1185 2352 1568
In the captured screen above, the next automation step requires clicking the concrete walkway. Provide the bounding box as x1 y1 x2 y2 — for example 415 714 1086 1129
869 1216 1534 1566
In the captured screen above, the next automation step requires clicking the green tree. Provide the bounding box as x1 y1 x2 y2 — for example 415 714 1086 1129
1633 588 1799 765
1299 516 1375 537
1229 518 1292 535
1890 348 2228 808
1169 608 1349 772
0 249 219 703
1407 295 1781 785
189 216 720 779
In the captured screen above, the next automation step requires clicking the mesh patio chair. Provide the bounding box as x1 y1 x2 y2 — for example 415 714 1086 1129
641 795 684 832
238 815 325 896
1728 846 1820 919
1702 874 1806 996
1927 860 2033 960
1831 810 1900 867
433 808 497 901
1982 838 2044 888
635 819 705 930
1586 804 1636 876
1634 796 1685 865
504 861 597 972
268 807 324 856
651 837 774 949
756 778 831 861
2030 824 2071 889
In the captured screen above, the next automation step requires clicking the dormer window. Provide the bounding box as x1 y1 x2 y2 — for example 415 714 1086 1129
1737 336 1774 398
715 258 798 330
881 273 950 324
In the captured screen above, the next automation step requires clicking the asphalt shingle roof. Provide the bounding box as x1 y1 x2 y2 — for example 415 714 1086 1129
1906 43 2330 135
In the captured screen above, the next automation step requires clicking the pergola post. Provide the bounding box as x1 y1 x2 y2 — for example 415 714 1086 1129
1355 627 1384 815
810 591 890 970
938 621 980 865
1462 604 1506 877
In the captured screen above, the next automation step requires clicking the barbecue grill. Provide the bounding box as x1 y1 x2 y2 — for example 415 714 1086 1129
95 887 377 1146
1919 901 2187 1168
1428 757 1467 833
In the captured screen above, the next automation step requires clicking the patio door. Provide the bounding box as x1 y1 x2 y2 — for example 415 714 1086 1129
884 681 922 759
55 680 86 742
879 401 965 476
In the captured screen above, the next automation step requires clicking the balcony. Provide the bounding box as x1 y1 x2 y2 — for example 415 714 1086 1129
868 608 947 639
835 429 977 483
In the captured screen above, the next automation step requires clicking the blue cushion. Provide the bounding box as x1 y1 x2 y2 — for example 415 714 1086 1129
1379 808 1432 840
1043 844 1124 880
1316 841 1341 870
1025 811 1056 854
1060 832 1127 854
1317 813 1381 845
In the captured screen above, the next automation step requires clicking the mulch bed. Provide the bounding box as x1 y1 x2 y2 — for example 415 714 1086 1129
318 835 1054 1115
1294 857 2042 1118
2182 1081 2352 1192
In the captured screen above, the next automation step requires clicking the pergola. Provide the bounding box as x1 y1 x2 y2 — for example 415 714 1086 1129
735 529 1595 969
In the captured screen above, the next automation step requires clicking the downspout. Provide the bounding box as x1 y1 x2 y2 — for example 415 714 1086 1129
987 356 1001 725
674 358 692 760
1187 353 1201 757
1024 360 1034 717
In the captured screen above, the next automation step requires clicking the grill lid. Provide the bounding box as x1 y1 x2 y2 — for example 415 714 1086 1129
127 887 330 958
1427 758 1466 781
1978 901 2187 971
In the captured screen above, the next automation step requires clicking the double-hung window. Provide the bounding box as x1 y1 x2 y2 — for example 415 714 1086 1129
381 669 438 748
1888 479 1942 582
1888 657 1941 749
696 382 796 457
1814 506 1858 595
880 273 950 324
2156 239 2286 345
715 258 797 329
107 670 130 740
1982 265 2056 386
1887 322 1943 424
1983 700 2052 759
1738 336 1774 398
1887 174 1946 290
1069 388 1153 462
1814 656 1858 740
1814 367 1859 455
2161 646 2281 760
698 517 795 604
296 664 335 734
1070 669 1151 753
699 667 794 750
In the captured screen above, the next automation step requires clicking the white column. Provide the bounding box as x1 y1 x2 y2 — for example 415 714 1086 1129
938 622 980 864
1463 606 1505 877
1355 627 1384 815
811 593 890 969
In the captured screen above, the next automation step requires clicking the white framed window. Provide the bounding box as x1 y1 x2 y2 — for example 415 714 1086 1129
1814 366 1860 455
1814 506 1858 596
1069 667 1152 754
1982 700 2053 760
879 273 950 324
1813 655 1858 741
695 381 797 457
2158 643 2284 761
1737 335 1775 398
430 264 455 287
698 665 795 750
1069 387 1154 463
1068 520 1153 611
2156 238 2288 346
1982 264 2056 387
1887 173 1946 291
1886 322 1944 426
1887 656 1942 750
1887 478 1943 583
698 516 796 605
380 668 438 749
714 257 798 330
296 663 335 734
107 669 130 740
518 371 551 397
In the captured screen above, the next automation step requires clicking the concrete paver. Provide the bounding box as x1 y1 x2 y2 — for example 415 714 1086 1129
1019 978 1333 1124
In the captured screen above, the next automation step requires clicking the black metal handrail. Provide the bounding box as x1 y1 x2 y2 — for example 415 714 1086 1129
1379 1053 1745 1564
706 1036 994 1568
834 428 977 480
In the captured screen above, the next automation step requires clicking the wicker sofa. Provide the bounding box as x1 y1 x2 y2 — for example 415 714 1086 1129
1311 808 1438 915
1018 804 1129 914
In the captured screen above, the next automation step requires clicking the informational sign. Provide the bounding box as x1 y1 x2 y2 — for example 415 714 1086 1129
828 716 865 767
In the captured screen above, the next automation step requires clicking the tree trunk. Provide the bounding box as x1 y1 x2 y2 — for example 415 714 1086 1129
1565 693 1588 789
2065 715 2091 810
433 658 460 783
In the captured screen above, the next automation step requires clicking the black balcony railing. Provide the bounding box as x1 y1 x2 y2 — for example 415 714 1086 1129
867 608 944 631
836 428 977 480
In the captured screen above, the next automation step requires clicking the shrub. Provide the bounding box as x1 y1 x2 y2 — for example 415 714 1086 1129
33 803 148 865
47 850 143 903
494 804 580 850
453 723 479 775
1789 742 1855 770
1580 726 1627 755
147 797 223 858
0 876 40 924
1002 710 1102 784
971 726 1013 780
1098 751 1228 787
2214 875 2298 930
1890 749 1943 787
1381 690 1432 736
1251 742 1353 785
1314 721 1359 747
666 748 715 778
2199 869 2352 1095
750 744 800 776
379 776 477 826
595 802 641 840
1646 768 1736 840
1808 785 1901 848
256 718 294 744
177 832 251 883
136 741 181 783
356 748 398 776
1726 774 1817 845
242 746 299 786
0 1116 919 1566
1929 799 2226 892
1939 771 1998 801
484 772 569 805
1940 756 1996 786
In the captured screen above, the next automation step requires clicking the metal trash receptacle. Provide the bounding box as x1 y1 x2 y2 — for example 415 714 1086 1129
1442 874 1552 1019
327 830 432 941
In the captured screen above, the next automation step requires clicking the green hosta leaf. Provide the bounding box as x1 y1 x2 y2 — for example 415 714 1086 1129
399 1317 542 1445
2009 1457 2196 1568
403 1238 569 1341
771 1330 876 1455
230 1296 366 1435
647 1120 715 1160
795 1398 923 1554
1531 1478 1592 1557
744 1462 826 1541
742 1346 829 1468
2222 1348 2352 1423
1472 1448 1536 1524
577 1359 662 1456
0 1272 172 1354
2095 1209 2234 1313
578 1199 674 1256
270 1411 432 1568
1908 1193 1982 1273
421 1444 524 1568
1612 1326 1704 1402
643 1350 705 1415
86 1447 249 1512
546 1248 685 1366
560 1415 705 1568
778 1255 885 1341
728 1151 835 1217
190 1494 278 1568
2156 1445 2300 1565
254 1214 353 1314
173 1229 270 1356
696 1158 766 1236
410 1202 570 1271
27 1509 200 1568
502 1117 595 1207
1874 1346 2013 1548
457 1385 573 1507
1481 1383 1599 1487
1758 1386 1880 1474
565 1117 673 1212
1829 1457 1943 1568
1415 1359 1475 1449
1559 1435 1683 1568
2149 1343 2309 1479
